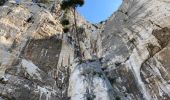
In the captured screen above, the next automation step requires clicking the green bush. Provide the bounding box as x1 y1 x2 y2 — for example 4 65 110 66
77 27 85 33
63 27 69 33
60 0 84 9
108 77 117 84
0 0 6 6
61 19 70 26
86 94 96 100
61 0 73 10
39 0 50 4
115 96 121 100
73 0 84 7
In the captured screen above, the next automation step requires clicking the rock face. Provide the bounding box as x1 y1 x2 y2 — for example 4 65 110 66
0 0 170 100
101 0 170 100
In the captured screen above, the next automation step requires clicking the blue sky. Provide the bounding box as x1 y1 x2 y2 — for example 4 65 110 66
77 0 122 23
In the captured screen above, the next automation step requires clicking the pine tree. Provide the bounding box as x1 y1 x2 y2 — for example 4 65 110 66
61 0 84 60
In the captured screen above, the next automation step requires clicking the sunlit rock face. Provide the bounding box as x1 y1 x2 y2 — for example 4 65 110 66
0 0 170 100
68 60 114 100
0 2 64 100
101 0 170 100
0 1 99 100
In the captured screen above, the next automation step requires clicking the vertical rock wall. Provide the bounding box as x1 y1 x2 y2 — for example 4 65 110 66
1 0 170 100
101 0 170 99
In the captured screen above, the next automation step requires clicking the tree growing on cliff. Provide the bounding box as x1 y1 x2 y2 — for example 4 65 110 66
61 0 84 60
0 0 6 6
61 0 84 9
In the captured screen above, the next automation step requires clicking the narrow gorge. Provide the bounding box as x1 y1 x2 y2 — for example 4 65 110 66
0 0 170 100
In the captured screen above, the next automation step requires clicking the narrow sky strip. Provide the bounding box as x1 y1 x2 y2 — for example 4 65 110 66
77 0 122 23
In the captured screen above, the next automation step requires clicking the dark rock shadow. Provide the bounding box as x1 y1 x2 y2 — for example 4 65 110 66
22 36 62 73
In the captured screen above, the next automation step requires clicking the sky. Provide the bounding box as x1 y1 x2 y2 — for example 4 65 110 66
77 0 122 24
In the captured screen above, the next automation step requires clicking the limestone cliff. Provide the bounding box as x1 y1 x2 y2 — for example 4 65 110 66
0 0 170 100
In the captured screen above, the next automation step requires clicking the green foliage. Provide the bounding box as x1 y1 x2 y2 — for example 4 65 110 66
0 0 6 6
86 94 96 100
115 96 121 100
77 27 85 33
39 0 50 4
108 77 117 84
61 19 70 26
60 0 84 60
61 0 84 9
61 0 73 10
0 29 5 34
63 27 69 33
73 0 84 7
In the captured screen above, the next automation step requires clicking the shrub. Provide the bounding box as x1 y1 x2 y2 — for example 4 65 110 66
0 0 6 6
60 0 84 9
86 94 96 100
61 19 70 26
39 0 50 4
77 27 85 33
73 0 84 7
115 96 121 100
108 77 117 84
63 27 69 33
60 0 73 10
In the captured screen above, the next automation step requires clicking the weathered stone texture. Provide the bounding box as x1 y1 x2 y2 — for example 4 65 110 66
1 0 170 100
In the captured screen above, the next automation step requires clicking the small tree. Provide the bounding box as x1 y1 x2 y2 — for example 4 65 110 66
72 0 84 60
61 0 84 60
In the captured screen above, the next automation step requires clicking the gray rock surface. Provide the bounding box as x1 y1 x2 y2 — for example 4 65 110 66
101 0 170 100
0 0 170 100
